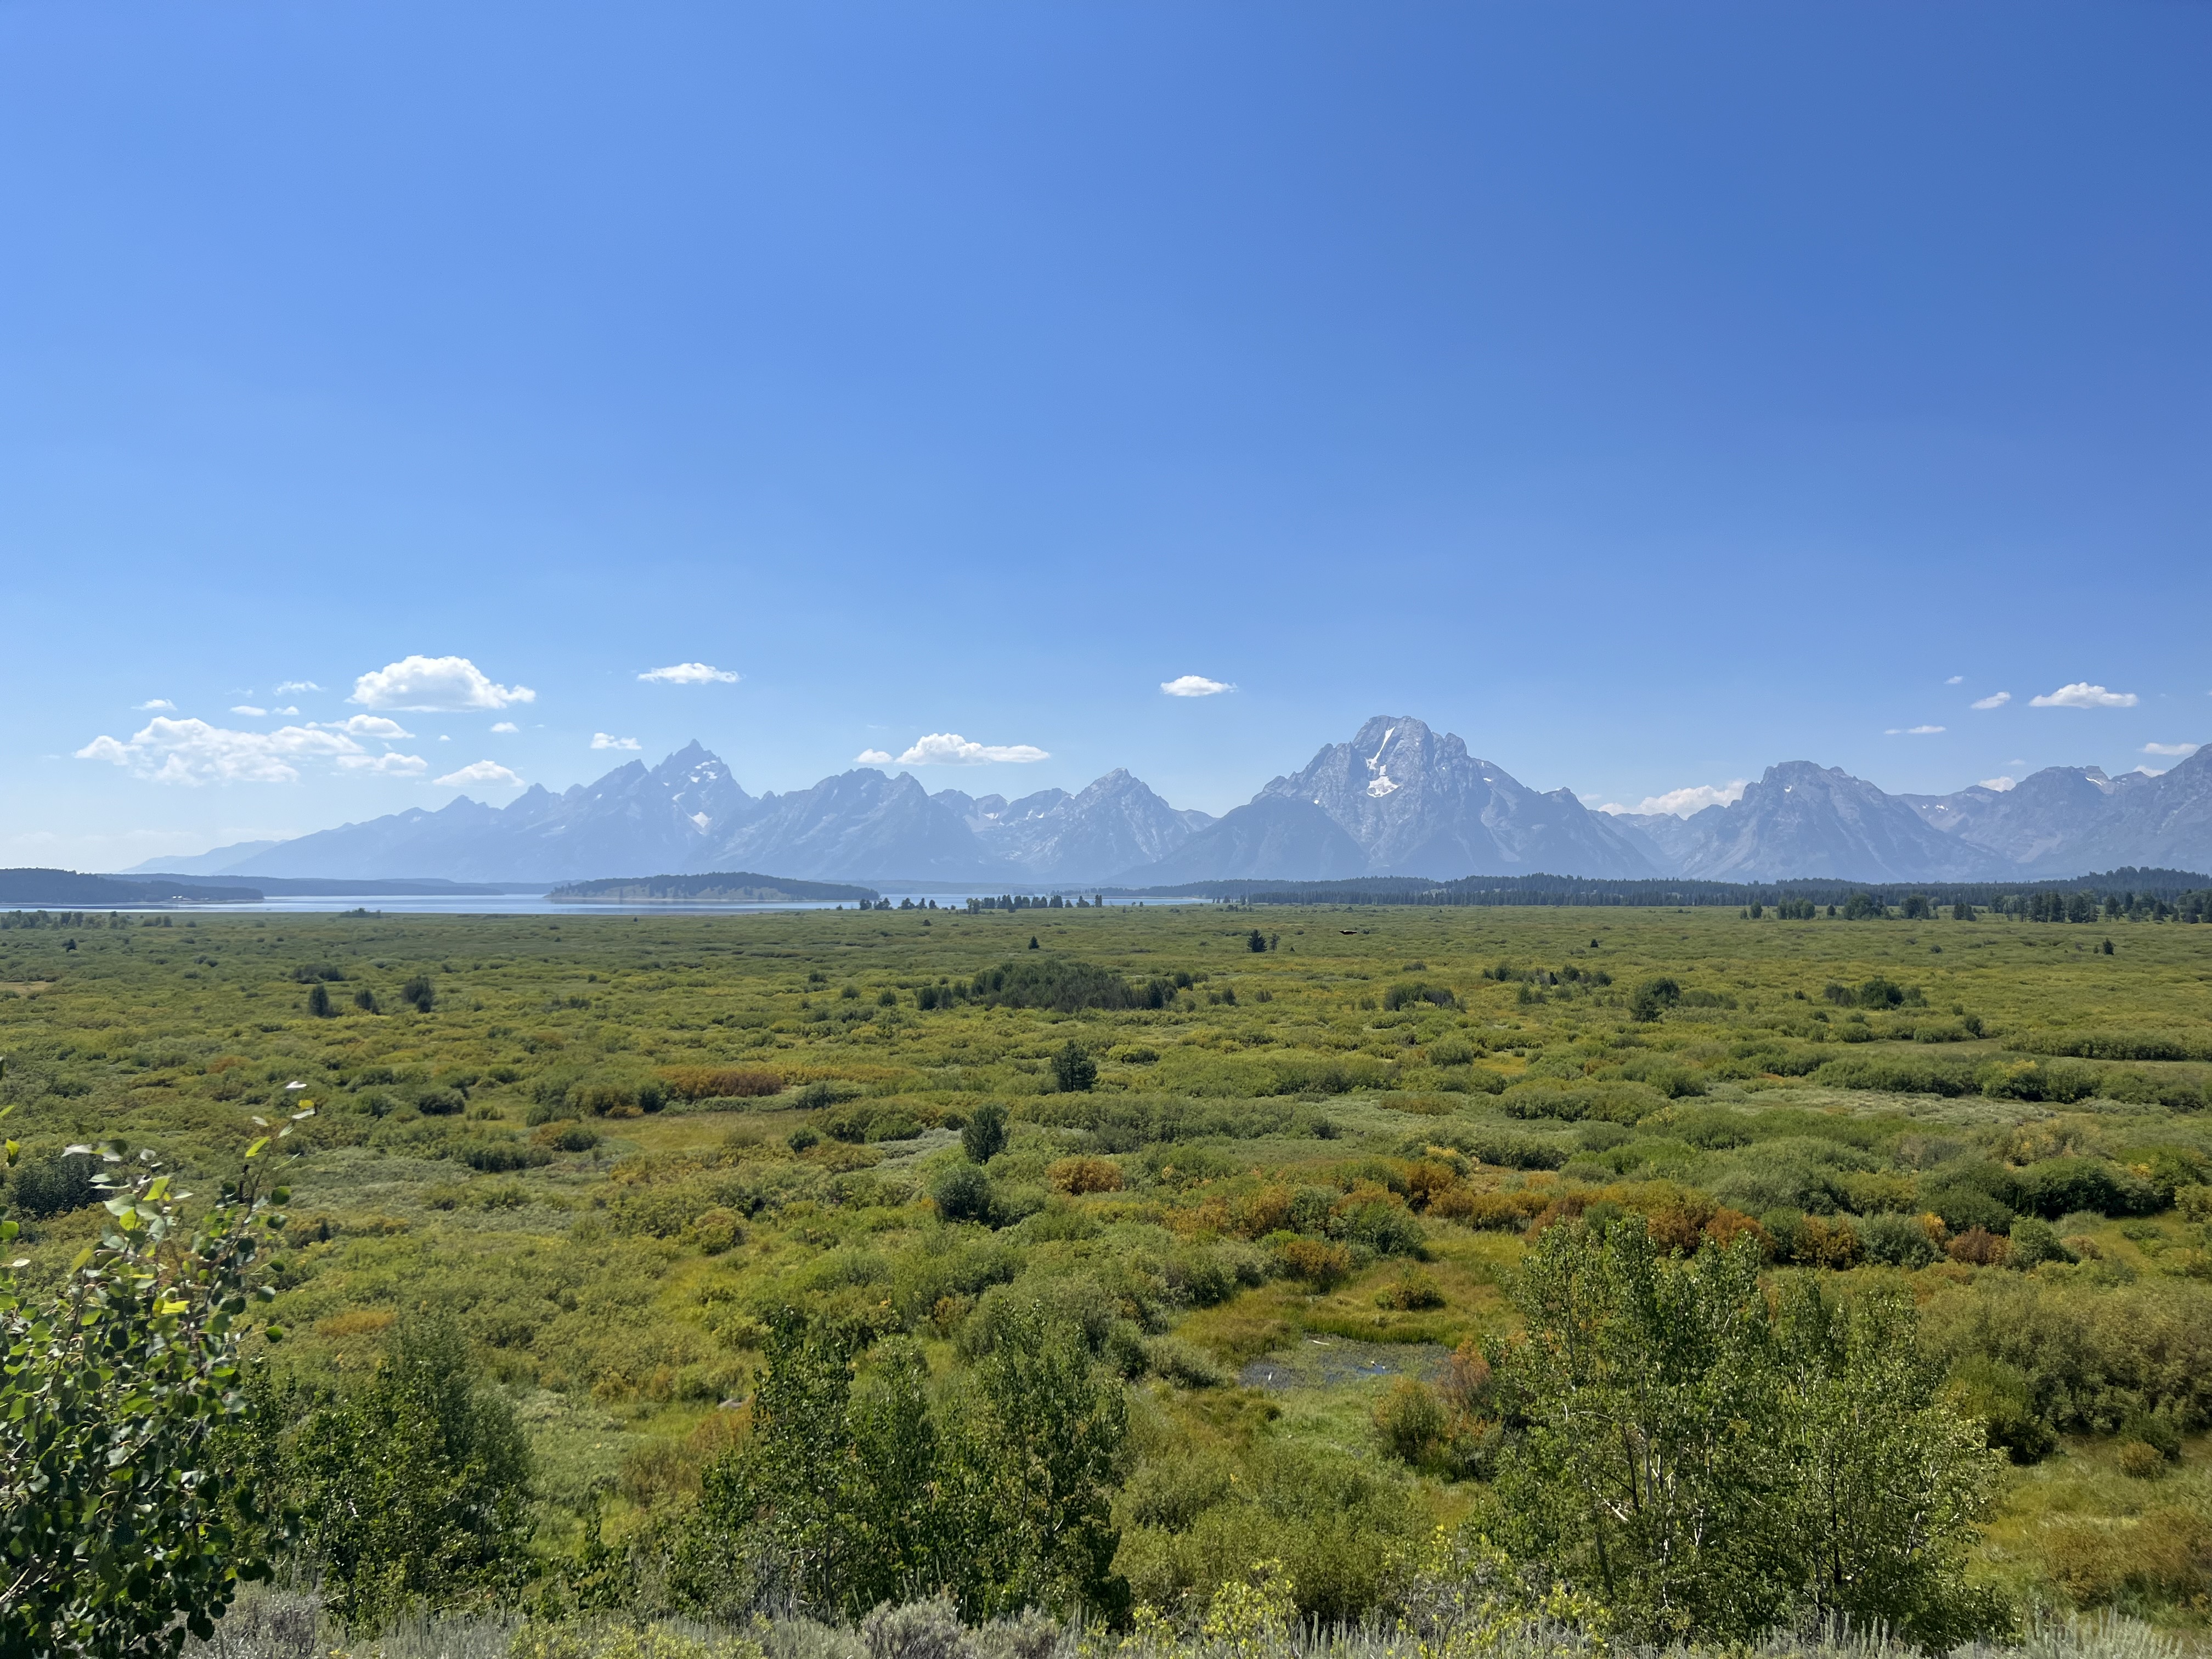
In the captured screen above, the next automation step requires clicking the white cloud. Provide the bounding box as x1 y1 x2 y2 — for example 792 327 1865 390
2143 741 2200 757
862 733 1050 766
2030 682 2137 709
134 698 176 712
1161 675 1234 697
639 662 740 685
336 752 429 776
350 654 535 711
591 733 642 750
1971 691 2011 710
1884 725 1946 735
1978 776 2018 792
273 706 299 715
490 721 518 733
1596 780 1747 818
74 717 362 785
314 714 415 740
1945 675 1963 684
230 705 267 717
275 680 322 695
433 760 525 788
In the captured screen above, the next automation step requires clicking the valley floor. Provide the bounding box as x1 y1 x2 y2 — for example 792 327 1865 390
4 900 2210 1641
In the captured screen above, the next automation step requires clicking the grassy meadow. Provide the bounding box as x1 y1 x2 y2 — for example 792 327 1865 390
4 899 2211 1635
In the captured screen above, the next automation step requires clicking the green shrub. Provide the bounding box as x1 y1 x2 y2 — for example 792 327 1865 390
1022 1096 1307 1150
2017 1158 2159 1220
1627 977 1681 1022
932 1163 996 1226
539 1122 601 1153
963 958 1147 1013
2014 1030 2212 1062
456 1136 554 1173
1858 1211 1939 1268
1493 1223 1997 1644
1383 982 1459 1013
7 1149 98 1218
1374 1378 1449 1464
1417 1124 1568 1171
1145 1336 1228 1388
1812 1054 1979 1097
285 1314 533 1625
1978 1059 2101 1104
1707 1138 1873 1216
1260 1055 1396 1096
1499 1078 1667 1124
1330 1194 1425 1257
1944 1356 2056 1463
2005 1217 2076 1269
1922 1272 2212 1431
1912 1161 2017 1228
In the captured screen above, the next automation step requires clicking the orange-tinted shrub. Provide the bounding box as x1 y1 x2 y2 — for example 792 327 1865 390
1798 1214 1863 1269
1233 1185 1297 1238
1701 1207 1770 1254
1049 1155 1125 1194
1277 1237 1353 1289
1404 1161 1463 1211
659 1066 783 1101
1947 1226 2010 1266
1441 1337 1492 1413
1431 1187 1549 1230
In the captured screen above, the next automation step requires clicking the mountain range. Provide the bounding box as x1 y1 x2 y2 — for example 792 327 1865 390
123 718 2212 888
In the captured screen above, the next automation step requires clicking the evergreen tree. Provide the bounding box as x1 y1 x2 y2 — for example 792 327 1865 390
1049 1041 1097 1093
962 1101 1008 1164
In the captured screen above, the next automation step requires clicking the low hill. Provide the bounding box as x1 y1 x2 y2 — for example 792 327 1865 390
546 871 880 904
101 874 541 897
0 868 261 906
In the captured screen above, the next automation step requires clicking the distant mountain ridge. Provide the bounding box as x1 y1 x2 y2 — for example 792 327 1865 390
140 721 2212 888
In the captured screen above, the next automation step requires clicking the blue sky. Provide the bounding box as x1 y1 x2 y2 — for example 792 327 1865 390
4 2 2208 867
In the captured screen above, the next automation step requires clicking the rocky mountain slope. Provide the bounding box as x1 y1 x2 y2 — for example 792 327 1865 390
1903 748 2212 876
1640 762 2006 883
1148 716 1658 883
140 725 2210 887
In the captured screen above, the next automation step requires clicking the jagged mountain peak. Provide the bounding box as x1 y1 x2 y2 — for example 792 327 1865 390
177 726 2212 887
1261 714 1656 879
1662 761 2001 883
